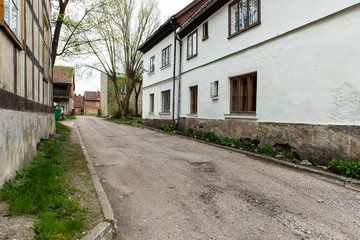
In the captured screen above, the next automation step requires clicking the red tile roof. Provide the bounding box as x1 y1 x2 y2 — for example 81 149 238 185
74 95 84 108
84 91 100 102
53 66 74 84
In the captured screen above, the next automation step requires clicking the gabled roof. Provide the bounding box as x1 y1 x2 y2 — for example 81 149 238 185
84 91 100 102
74 95 84 108
138 0 230 53
53 66 75 85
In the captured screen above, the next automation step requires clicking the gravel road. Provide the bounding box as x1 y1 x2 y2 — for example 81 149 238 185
76 116 360 240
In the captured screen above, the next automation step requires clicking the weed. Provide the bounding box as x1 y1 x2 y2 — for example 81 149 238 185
220 137 234 147
158 125 173 132
305 155 317 166
257 143 274 155
328 159 360 178
238 140 257 152
200 132 219 143
283 148 296 160
185 128 194 136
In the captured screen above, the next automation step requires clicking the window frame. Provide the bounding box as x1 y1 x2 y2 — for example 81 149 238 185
161 45 171 68
211 81 219 98
43 15 50 82
190 86 198 114
228 0 261 38
149 55 155 73
187 29 198 60
202 22 208 41
230 72 257 114
149 93 154 114
0 0 24 48
161 90 171 113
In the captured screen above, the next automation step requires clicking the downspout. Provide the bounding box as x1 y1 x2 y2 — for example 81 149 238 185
170 17 182 128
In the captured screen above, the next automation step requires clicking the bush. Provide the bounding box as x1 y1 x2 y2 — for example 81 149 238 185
238 140 257 152
185 128 194 136
220 137 234 147
328 159 360 178
257 143 274 155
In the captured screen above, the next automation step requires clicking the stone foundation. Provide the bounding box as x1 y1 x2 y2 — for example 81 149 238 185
0 110 55 187
146 117 359 165
142 118 173 128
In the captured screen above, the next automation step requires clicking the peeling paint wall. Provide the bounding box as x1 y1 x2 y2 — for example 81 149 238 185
0 110 55 187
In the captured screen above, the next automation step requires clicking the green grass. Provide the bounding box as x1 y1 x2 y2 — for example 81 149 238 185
0 122 86 239
64 115 76 120
105 117 142 125
84 114 98 116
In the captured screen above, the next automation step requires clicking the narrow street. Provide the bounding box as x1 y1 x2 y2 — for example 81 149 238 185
75 116 360 240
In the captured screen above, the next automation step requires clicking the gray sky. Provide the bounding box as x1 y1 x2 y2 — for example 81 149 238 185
74 0 193 95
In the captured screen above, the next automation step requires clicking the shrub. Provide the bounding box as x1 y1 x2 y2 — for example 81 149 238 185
220 137 234 147
185 128 194 136
328 159 360 178
238 140 257 152
283 148 296 160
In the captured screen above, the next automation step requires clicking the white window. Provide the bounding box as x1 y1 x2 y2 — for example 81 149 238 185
187 30 197 59
162 45 171 67
150 56 155 73
4 0 21 40
162 90 170 112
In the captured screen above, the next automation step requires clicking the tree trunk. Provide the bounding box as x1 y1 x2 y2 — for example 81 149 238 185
52 0 70 66
134 82 142 116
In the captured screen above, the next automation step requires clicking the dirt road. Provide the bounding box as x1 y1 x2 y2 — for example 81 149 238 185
76 116 360 240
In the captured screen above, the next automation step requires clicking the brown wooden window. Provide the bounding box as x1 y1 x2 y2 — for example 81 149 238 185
149 93 154 113
1 0 23 48
161 45 171 67
202 22 208 40
230 73 257 113
43 16 50 81
162 90 170 112
150 56 155 73
190 86 198 114
229 0 260 37
187 30 197 59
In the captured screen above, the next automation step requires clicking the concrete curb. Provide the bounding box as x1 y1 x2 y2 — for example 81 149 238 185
132 122 360 193
73 123 116 240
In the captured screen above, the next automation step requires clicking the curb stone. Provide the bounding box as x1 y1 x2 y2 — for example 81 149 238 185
132 122 360 193
72 123 116 240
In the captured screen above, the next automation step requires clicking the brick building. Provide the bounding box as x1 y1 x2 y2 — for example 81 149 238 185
84 91 100 115
74 94 84 115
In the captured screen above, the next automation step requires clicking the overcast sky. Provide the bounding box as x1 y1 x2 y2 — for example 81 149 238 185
73 0 193 95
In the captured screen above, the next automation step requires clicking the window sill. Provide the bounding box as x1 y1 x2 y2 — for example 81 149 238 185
1 23 23 49
224 113 258 120
211 96 219 100
148 71 155 76
148 112 154 115
187 113 198 118
187 54 197 61
228 22 261 40
202 36 209 41
160 64 171 70
159 112 171 115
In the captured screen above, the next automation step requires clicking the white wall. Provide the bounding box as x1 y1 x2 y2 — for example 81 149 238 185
143 0 360 125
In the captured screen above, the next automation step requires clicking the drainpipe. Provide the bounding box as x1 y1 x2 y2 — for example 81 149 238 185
170 17 182 128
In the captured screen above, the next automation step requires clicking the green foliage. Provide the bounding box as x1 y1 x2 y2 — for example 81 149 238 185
185 128 194 136
220 137 234 147
238 140 257 152
283 148 296 160
328 159 360 178
158 125 173 132
305 155 317 166
0 122 85 239
257 143 274 155
64 115 76 120
200 132 219 143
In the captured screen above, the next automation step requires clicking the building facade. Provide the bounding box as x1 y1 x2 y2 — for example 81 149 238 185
0 0 55 186
53 66 75 114
139 0 360 164
84 91 100 115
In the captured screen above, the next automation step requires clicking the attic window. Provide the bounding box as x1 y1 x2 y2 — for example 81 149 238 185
229 0 260 37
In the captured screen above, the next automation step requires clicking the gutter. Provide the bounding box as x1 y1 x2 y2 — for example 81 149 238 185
170 17 183 128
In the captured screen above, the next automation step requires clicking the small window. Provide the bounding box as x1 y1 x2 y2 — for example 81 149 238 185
161 45 171 67
187 30 197 59
43 17 50 80
190 86 198 114
229 0 260 37
230 73 257 113
162 90 170 112
203 22 208 40
211 81 218 98
149 56 155 73
2 0 23 47
149 93 154 113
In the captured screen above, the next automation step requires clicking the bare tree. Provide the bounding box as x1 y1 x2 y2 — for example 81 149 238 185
79 0 159 118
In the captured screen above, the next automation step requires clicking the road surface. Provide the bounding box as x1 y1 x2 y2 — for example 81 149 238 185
75 116 360 240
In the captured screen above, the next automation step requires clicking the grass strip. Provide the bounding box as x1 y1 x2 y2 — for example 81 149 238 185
0 122 86 239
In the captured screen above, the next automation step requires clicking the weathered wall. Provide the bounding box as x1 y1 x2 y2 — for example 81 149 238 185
176 117 359 165
0 110 55 187
85 101 100 115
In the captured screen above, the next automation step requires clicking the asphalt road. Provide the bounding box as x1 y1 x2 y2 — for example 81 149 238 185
76 116 360 240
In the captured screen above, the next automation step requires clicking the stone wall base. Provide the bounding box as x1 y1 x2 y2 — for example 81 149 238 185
0 110 55 187
144 117 359 165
